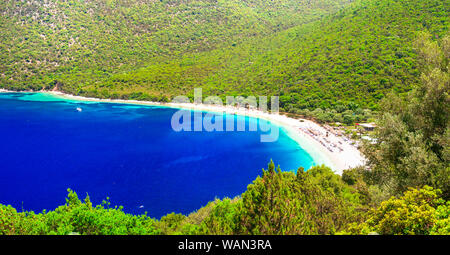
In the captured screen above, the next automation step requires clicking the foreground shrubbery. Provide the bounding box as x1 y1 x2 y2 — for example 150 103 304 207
0 191 160 235
342 186 449 235
192 164 366 235
1 163 448 235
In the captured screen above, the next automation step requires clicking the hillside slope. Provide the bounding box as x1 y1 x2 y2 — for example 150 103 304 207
0 0 449 118
0 0 350 91
89 0 448 113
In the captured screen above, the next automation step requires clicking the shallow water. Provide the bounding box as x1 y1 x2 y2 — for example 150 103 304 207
0 92 314 218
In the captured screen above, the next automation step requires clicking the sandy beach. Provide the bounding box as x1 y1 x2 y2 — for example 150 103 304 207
1 89 365 174
165 101 366 174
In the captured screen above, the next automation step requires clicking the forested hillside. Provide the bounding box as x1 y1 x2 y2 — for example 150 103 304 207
1 0 448 118
0 0 351 93
96 0 448 112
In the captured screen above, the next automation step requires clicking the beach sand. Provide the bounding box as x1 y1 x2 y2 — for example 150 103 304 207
1 90 365 174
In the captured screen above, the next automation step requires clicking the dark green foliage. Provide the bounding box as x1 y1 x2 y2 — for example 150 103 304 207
362 33 449 198
157 212 186 234
199 198 241 235
201 162 367 235
342 168 359 186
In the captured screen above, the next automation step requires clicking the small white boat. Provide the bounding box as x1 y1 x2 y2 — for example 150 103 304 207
76 107 82 112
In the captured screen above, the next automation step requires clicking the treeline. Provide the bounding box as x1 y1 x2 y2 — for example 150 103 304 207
1 163 448 235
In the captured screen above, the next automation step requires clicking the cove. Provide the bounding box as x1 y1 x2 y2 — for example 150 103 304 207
0 92 315 218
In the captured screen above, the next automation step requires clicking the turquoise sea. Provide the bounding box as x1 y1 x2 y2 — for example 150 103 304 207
0 92 314 218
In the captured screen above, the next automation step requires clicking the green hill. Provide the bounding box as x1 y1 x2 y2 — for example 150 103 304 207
91 0 447 110
0 0 350 90
0 0 448 120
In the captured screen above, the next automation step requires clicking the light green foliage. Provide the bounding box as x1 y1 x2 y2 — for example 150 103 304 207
344 186 448 235
430 201 450 235
0 189 160 235
368 186 440 235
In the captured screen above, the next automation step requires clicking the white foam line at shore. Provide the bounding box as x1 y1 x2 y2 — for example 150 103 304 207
1 90 365 174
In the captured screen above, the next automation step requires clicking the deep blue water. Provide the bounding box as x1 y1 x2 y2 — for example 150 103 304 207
0 92 314 218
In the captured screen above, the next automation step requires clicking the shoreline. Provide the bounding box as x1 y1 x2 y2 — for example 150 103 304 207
1 89 365 174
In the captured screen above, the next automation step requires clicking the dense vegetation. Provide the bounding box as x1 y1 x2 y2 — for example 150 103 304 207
1 0 448 123
0 0 351 93
1 163 448 235
362 32 449 199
